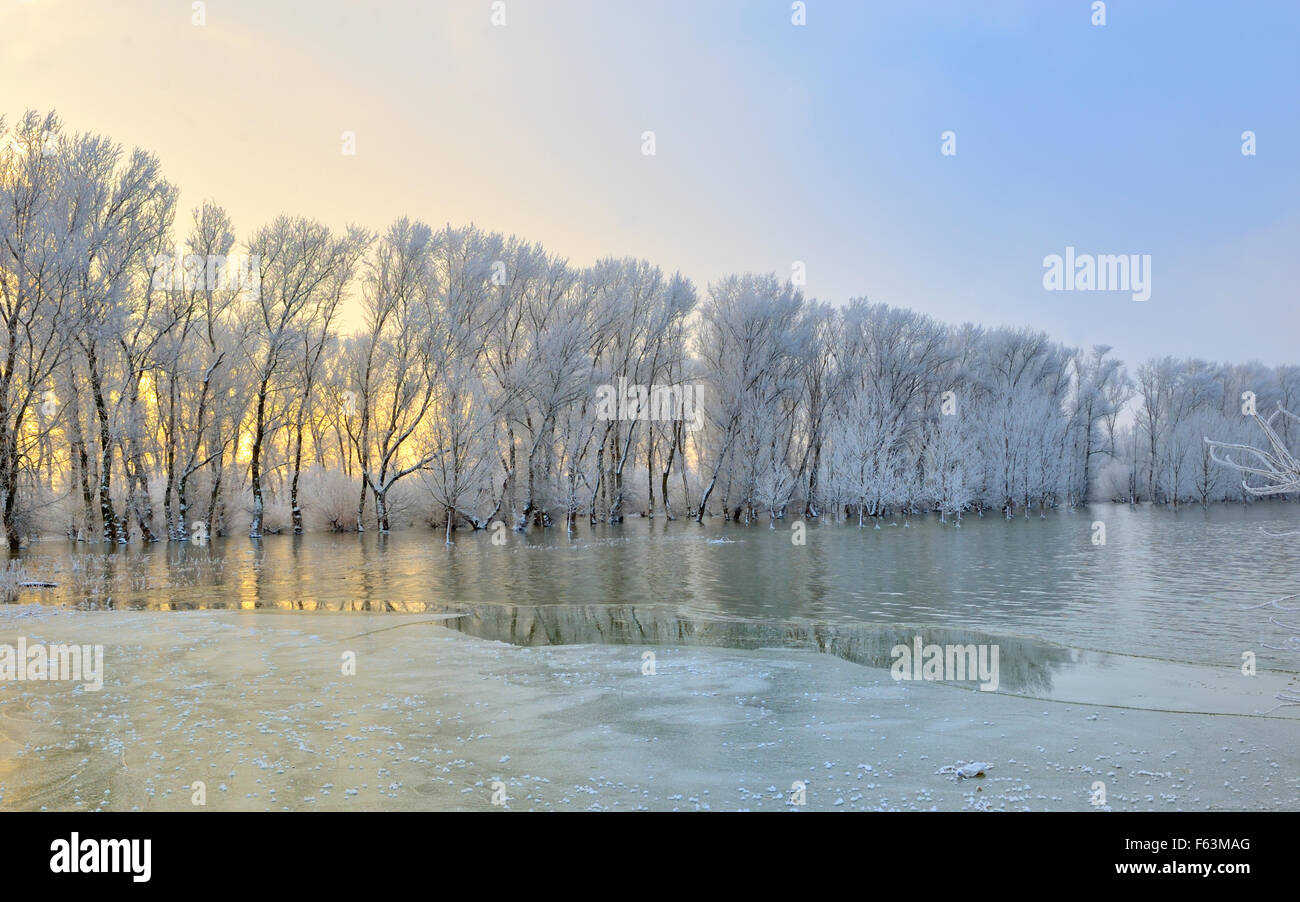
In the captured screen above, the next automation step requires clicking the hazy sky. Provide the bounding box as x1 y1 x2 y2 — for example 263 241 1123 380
3 0 1297 367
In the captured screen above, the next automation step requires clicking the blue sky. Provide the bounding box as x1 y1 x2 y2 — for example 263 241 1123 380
4 0 1297 366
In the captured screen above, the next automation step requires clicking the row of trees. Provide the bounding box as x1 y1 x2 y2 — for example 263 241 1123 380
1 111 1291 548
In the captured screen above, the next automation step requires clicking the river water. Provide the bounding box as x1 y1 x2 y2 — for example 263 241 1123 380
8 503 1300 667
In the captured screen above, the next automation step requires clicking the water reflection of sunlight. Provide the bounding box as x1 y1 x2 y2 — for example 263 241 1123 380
8 503 1300 663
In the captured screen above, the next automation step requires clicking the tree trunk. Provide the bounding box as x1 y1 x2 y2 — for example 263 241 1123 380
290 414 307 534
249 374 269 538
88 351 116 544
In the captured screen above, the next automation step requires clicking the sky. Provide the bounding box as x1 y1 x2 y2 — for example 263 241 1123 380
2 0 1297 369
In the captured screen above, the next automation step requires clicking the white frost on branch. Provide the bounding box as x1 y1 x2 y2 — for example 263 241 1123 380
1208 406 1300 711
1206 403 1300 497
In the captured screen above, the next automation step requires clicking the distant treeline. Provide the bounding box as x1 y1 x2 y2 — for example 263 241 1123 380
1 110 1291 548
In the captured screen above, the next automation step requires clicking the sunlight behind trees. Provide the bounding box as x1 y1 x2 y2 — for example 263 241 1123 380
2 110 1295 550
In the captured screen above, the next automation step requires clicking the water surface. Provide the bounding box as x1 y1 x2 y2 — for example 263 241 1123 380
9 503 1299 669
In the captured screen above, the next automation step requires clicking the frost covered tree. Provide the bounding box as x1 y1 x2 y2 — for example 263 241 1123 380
0 112 84 549
345 219 450 533
421 360 499 541
923 411 974 523
244 216 365 537
1067 345 1128 502
154 202 238 541
585 259 695 523
6 109 1300 545
51 116 176 544
694 274 803 523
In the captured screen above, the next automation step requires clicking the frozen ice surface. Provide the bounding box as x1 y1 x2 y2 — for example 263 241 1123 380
0 606 1297 811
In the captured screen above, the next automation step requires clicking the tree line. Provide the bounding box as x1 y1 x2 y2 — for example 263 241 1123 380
1 111 1291 549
